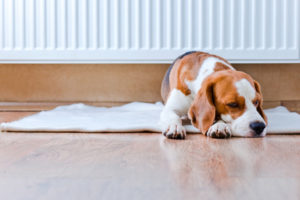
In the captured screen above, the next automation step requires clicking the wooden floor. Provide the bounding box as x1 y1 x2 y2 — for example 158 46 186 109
0 112 300 200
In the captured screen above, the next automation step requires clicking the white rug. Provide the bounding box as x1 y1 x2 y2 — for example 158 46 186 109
1 102 300 134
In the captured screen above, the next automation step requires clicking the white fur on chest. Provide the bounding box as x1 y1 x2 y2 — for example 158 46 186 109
185 57 234 94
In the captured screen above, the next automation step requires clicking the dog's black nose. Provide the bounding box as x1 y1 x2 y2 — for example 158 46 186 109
249 122 266 136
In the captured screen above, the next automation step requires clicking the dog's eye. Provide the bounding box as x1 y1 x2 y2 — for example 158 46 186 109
253 100 259 106
227 102 239 108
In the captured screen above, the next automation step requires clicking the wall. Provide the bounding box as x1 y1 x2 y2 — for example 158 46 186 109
0 64 299 112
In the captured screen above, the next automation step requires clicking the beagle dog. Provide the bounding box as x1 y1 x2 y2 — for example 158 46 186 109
160 51 267 139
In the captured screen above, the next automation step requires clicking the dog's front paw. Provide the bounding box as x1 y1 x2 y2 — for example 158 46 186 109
206 122 231 139
162 123 186 140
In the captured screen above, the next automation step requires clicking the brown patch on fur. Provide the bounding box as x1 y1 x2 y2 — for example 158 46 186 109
214 62 232 72
188 77 216 134
254 80 268 124
167 52 231 97
214 84 246 120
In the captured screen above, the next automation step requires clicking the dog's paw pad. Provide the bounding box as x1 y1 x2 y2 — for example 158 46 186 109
162 124 186 140
207 123 231 139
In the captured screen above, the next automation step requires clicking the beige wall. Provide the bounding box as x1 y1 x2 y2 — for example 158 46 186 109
0 64 299 111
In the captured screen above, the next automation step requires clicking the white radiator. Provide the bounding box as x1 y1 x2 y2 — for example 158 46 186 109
0 0 299 63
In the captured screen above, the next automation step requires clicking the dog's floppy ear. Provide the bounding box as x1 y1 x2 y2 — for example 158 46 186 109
254 80 268 124
188 79 216 134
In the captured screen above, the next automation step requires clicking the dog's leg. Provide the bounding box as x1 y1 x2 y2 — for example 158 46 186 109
206 120 232 139
160 89 193 139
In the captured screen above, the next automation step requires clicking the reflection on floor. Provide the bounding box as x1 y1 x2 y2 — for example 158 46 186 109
0 112 299 200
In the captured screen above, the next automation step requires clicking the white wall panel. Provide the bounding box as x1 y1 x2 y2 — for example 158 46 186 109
0 0 298 63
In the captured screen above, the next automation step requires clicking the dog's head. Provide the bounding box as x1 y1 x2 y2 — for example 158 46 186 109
188 70 267 137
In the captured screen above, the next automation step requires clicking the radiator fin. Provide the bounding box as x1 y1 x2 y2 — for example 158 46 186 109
0 0 298 63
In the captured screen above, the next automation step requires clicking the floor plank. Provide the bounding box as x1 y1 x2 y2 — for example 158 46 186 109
0 111 299 199
0 132 299 200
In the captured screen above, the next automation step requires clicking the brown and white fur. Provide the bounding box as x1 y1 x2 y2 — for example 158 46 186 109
160 51 267 139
